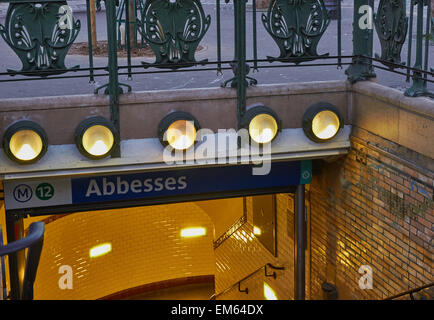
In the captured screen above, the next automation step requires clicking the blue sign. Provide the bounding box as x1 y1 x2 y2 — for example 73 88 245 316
4 160 312 210
71 160 311 205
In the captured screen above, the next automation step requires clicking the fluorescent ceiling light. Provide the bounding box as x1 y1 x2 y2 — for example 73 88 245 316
180 227 206 238
89 243 112 258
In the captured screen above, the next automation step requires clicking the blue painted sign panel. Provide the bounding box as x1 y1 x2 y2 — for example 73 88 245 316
4 160 312 210
71 161 310 204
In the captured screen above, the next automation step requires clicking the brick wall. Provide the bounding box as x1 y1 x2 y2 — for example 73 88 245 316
214 82 433 300
309 127 433 300
214 129 432 301
215 128 434 299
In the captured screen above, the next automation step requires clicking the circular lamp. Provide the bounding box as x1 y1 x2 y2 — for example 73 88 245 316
158 111 200 150
240 104 281 144
302 102 343 143
2 120 48 164
75 116 119 159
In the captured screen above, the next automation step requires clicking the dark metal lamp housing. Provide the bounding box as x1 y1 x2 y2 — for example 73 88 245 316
302 102 344 143
74 116 119 160
240 104 281 144
2 120 48 164
157 111 200 151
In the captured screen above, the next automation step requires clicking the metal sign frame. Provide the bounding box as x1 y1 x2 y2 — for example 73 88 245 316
4 160 311 218
3 159 311 300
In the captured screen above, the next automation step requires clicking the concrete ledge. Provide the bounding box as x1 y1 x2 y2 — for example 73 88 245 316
0 93 110 111
121 80 349 104
350 81 434 159
0 80 431 174
0 126 351 178
246 80 349 97
0 80 350 144
0 80 348 110
351 81 434 119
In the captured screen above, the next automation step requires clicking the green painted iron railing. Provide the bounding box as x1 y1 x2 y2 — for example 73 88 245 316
0 1 431 87
0 0 433 155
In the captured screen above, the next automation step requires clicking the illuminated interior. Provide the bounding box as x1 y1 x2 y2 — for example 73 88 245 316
311 110 340 140
180 227 207 238
253 226 262 236
264 282 278 300
248 113 279 144
89 243 112 258
82 125 115 157
9 129 43 161
0 193 297 300
164 120 197 150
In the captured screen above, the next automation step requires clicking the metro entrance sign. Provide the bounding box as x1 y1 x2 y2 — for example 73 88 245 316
4 160 312 213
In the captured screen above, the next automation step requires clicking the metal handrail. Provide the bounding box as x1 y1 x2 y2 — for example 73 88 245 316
209 263 285 300
0 225 6 300
384 282 434 300
0 221 45 300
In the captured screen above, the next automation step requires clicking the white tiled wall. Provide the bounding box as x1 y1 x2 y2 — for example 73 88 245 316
33 202 215 300
215 194 295 300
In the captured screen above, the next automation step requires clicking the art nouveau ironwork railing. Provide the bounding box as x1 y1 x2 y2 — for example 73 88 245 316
0 0 433 155
0 1 432 84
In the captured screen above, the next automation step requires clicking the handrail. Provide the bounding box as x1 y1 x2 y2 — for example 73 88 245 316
210 263 285 300
0 221 45 300
213 215 247 249
0 225 6 300
384 282 434 300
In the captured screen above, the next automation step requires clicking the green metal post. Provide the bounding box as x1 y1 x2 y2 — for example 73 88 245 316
236 0 247 125
106 0 121 157
217 0 222 74
252 0 258 71
86 0 95 83
222 0 255 92
337 0 342 68
125 0 132 80
294 184 306 300
405 0 433 97
5 213 25 300
345 0 376 82
423 0 430 82
407 1 415 82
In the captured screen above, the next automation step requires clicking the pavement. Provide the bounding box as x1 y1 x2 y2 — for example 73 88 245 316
0 1 432 99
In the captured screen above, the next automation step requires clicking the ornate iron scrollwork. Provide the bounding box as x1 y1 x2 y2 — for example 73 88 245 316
0 1 80 76
262 0 330 63
138 0 211 69
374 0 408 68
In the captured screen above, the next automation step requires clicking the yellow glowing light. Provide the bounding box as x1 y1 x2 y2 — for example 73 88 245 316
312 110 340 140
88 139 109 156
253 226 262 236
82 125 114 156
180 227 206 238
264 283 278 300
165 120 197 150
249 114 278 144
9 129 43 161
89 243 112 258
